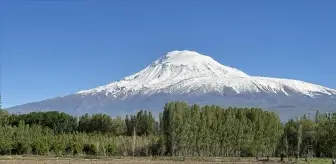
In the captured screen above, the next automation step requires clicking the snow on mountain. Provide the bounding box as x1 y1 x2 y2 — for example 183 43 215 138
7 50 336 120
78 50 335 98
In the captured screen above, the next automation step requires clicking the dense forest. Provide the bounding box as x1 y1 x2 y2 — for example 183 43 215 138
0 96 335 158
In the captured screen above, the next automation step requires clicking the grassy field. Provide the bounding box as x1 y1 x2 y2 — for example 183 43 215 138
0 156 332 164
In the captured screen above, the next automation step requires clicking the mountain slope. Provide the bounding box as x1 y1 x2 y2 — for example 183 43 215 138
7 50 336 120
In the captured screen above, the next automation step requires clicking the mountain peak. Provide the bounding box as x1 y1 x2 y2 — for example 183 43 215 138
78 50 250 94
145 50 249 79
165 50 206 59
154 50 216 66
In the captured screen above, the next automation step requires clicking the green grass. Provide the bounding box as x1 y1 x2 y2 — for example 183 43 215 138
282 158 332 164
0 155 333 164
304 158 331 164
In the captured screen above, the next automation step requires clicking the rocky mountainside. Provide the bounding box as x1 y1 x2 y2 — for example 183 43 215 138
7 50 336 120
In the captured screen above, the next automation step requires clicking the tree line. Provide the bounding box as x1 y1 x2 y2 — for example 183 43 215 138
280 111 336 158
5 109 156 136
0 99 335 158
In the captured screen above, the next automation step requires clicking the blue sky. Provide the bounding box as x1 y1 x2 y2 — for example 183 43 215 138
1 0 336 108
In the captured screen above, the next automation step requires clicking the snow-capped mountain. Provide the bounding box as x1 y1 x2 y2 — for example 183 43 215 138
7 50 336 120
